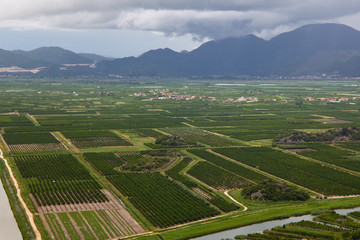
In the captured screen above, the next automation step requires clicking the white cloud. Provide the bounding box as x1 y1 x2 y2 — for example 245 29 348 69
1 0 360 39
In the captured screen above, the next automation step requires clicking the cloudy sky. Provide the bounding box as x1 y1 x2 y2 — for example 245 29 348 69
1 0 360 57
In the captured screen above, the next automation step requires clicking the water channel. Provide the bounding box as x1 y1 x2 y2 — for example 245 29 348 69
0 179 22 239
193 207 360 240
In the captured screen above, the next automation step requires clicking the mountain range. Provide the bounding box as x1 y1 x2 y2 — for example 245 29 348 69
1 23 360 78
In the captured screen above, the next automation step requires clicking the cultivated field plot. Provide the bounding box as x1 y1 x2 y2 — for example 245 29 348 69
165 158 239 212
187 161 252 190
84 151 174 173
1 132 66 153
134 128 166 139
83 152 126 175
108 172 219 228
214 147 360 196
292 143 360 172
14 154 109 207
0 114 34 127
41 209 144 240
209 128 284 141
14 153 145 239
338 141 360 152
160 127 242 147
165 157 239 213
62 130 132 148
35 113 185 130
311 118 353 124
188 149 268 184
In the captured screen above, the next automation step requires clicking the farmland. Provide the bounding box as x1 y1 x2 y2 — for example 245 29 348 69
61 130 132 148
0 79 359 240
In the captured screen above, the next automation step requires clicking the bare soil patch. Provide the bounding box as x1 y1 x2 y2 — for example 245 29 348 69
31 190 125 214
311 118 353 124
192 187 212 200
37 190 145 239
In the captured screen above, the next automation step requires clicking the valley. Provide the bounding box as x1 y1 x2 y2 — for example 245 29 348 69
0 78 359 239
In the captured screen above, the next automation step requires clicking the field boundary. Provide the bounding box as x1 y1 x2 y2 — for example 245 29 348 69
26 113 41 127
225 190 248 211
208 149 324 198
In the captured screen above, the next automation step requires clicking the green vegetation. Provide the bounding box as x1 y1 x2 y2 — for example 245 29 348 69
165 157 239 213
14 154 107 206
62 130 132 148
295 143 360 172
2 132 60 144
214 147 360 196
155 135 196 147
242 179 310 201
120 150 175 171
160 127 241 147
236 210 360 240
83 152 125 175
275 126 360 144
0 79 359 240
108 172 219 228
188 149 268 183
187 161 252 190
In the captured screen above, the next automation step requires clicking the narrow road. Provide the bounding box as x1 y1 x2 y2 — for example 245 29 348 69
0 149 42 240
224 190 248 211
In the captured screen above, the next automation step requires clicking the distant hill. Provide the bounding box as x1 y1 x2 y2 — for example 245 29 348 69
13 47 93 65
97 23 360 77
78 53 114 62
1 23 360 77
0 48 51 69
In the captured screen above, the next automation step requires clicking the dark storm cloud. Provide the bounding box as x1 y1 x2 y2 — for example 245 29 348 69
2 0 360 39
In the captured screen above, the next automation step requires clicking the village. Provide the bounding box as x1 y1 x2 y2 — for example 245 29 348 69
131 88 360 104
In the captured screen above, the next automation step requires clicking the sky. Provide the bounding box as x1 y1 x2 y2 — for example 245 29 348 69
2 0 360 58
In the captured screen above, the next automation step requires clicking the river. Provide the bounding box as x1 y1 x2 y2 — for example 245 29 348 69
193 207 360 240
0 179 22 239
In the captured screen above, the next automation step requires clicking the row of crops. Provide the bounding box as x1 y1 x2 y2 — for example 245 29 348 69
14 154 108 206
187 161 252 190
108 172 219 228
35 114 186 130
134 128 166 139
188 149 268 184
0 115 34 127
83 152 237 226
213 147 360 196
1 132 67 155
160 127 243 147
2 132 60 144
62 130 132 148
294 143 360 172
1 130 133 154
165 157 239 213
44 209 142 240
83 152 125 175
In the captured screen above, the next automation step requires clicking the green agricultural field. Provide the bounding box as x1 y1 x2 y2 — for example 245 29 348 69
2 132 60 145
108 172 219 228
187 161 252 190
62 130 132 148
214 147 360 196
0 79 359 240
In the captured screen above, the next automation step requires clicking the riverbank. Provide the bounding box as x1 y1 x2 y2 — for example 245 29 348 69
0 149 40 239
126 195 360 240
0 168 22 239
